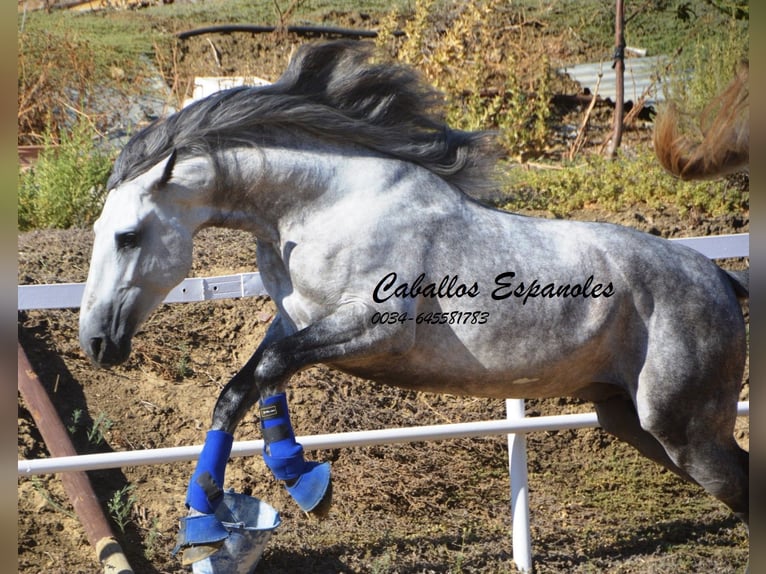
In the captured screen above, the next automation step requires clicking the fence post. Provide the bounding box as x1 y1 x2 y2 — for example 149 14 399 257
507 398 532 572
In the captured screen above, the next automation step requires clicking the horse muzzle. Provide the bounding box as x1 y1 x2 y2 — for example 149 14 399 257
81 333 132 368
79 312 133 367
79 292 143 368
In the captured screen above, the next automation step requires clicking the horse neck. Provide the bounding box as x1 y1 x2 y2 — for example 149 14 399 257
204 145 399 240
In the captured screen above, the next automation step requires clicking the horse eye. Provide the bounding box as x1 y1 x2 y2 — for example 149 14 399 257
115 231 140 250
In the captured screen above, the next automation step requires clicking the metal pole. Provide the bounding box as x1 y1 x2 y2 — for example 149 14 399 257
507 399 532 572
18 344 134 574
18 411 604 475
18 402 749 476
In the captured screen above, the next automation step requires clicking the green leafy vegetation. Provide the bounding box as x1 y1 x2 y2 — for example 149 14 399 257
86 411 115 447
663 17 748 116
107 484 137 534
17 0 748 229
18 118 113 231
378 0 553 160
500 150 748 218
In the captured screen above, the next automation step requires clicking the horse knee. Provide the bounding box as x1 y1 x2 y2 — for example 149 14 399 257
254 345 292 391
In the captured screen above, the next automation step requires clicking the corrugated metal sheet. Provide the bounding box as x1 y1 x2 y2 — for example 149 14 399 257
558 56 668 108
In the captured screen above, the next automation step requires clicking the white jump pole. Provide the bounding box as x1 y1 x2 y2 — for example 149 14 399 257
507 398 532 573
18 402 748 477
18 411 603 476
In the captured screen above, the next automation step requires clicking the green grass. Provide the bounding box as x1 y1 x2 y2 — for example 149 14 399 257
18 0 412 48
17 0 414 145
506 0 747 59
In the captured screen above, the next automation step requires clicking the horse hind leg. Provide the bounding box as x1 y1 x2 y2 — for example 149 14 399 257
633 341 748 525
594 394 693 482
594 390 748 525
638 391 749 525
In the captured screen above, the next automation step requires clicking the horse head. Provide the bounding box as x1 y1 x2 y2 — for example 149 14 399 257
79 150 204 367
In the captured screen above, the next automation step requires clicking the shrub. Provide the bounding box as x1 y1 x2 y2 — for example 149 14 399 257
661 11 748 117
499 150 748 218
377 0 552 160
18 119 113 231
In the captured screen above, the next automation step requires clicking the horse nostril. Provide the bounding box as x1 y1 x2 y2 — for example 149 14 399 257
89 337 104 361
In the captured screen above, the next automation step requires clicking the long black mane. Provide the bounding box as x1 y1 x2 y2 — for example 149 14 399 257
108 40 499 195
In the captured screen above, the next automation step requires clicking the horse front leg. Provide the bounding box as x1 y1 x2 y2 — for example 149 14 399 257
173 316 291 562
175 304 413 560
248 302 415 512
210 312 293 434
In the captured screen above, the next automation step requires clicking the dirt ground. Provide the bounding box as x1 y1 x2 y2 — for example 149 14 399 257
17 7 750 574
17 214 751 574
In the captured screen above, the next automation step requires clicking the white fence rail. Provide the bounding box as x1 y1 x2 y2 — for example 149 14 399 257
18 233 750 573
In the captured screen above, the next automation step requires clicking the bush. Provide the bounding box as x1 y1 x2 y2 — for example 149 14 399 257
663 17 749 116
376 0 552 160
18 120 113 231
500 150 748 218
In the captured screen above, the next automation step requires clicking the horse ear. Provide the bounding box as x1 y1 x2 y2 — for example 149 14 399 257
158 149 177 187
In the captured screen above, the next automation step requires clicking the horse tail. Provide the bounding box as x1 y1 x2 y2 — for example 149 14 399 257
722 268 749 300
653 61 749 180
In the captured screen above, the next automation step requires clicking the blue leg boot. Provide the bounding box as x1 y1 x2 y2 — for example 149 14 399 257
173 429 234 562
260 393 332 514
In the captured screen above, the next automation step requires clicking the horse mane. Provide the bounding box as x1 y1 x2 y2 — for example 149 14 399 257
653 61 749 180
108 40 500 195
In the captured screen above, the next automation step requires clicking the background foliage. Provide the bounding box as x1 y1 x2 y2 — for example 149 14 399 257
17 0 748 229
18 118 112 231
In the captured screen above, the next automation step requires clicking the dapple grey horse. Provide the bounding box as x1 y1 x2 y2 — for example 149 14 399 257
78 41 748 562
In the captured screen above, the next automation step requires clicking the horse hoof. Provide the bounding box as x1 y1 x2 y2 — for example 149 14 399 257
285 461 332 514
307 477 333 519
181 543 224 566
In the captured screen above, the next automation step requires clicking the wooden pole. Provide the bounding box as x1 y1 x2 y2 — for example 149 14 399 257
606 0 626 157
17 344 134 574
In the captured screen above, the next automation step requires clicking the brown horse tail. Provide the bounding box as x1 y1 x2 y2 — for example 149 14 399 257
654 61 749 181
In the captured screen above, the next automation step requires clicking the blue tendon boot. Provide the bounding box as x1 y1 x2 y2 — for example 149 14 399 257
173 429 234 563
260 393 332 514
